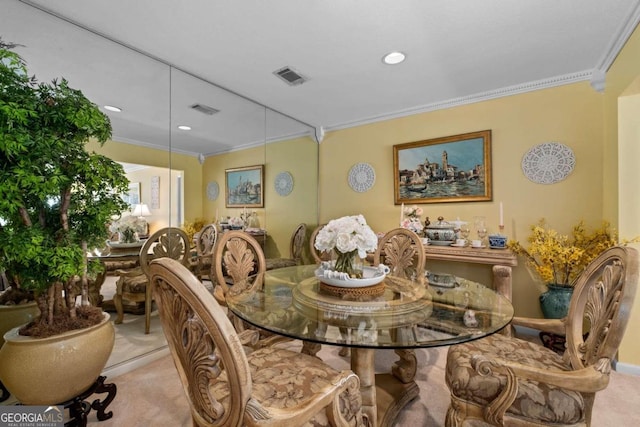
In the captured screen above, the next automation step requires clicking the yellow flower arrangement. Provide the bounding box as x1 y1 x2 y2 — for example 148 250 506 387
508 219 635 287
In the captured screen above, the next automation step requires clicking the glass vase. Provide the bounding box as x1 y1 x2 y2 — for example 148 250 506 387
333 249 363 278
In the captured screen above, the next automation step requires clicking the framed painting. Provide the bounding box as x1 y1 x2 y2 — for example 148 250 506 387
122 182 141 207
225 165 264 208
393 130 492 204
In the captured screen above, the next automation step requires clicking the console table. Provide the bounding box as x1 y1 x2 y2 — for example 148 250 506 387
423 245 517 301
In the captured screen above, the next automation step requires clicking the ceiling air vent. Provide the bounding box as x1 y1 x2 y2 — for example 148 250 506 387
273 66 307 86
190 103 219 115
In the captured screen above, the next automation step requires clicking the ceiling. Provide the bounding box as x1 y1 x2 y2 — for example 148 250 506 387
4 0 640 157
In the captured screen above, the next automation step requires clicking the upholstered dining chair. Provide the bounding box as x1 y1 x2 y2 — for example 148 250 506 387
114 227 190 334
190 223 217 281
444 246 639 427
150 257 367 427
265 223 307 270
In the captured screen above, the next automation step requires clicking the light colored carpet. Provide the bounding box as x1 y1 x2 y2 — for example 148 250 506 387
88 340 640 426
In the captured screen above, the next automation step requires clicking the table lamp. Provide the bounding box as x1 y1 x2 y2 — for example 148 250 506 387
131 203 151 238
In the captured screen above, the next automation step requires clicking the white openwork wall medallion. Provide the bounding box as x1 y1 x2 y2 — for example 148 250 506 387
206 181 219 201
274 171 294 196
521 142 575 184
348 162 376 193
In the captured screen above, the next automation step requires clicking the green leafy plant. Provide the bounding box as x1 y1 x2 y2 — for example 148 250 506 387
508 219 636 287
0 39 130 337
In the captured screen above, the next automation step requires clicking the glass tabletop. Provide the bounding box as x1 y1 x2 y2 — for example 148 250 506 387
226 265 514 350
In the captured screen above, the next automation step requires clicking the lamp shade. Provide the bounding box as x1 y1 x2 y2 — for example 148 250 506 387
132 203 151 217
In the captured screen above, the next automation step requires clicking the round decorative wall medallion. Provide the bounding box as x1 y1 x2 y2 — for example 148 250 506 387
206 181 219 201
521 142 575 185
348 162 376 193
274 171 294 196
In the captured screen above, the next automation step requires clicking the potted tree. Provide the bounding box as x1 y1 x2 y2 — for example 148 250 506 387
0 39 130 404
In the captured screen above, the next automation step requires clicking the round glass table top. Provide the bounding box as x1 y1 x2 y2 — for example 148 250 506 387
226 265 514 350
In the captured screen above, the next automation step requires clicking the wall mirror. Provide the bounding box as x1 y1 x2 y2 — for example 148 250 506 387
2 1 318 377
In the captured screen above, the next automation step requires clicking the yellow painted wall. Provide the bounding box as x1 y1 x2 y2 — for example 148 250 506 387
604 23 640 367
319 82 604 320
203 138 319 261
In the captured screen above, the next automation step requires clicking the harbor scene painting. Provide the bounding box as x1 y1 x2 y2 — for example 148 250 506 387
393 130 492 204
225 165 264 207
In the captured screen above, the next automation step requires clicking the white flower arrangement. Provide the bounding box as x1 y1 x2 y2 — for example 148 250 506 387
401 217 424 233
314 214 378 259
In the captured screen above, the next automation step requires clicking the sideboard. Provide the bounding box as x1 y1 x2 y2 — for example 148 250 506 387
423 245 518 301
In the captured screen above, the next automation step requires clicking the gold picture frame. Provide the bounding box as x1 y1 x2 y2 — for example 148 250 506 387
393 130 492 204
225 165 264 208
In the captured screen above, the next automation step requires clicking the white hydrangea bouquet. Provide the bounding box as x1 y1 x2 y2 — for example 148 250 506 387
314 214 378 276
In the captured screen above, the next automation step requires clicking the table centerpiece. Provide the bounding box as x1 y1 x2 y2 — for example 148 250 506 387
314 214 378 278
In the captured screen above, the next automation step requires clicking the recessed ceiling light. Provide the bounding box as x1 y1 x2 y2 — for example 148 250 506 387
177 125 191 131
104 105 122 112
382 51 406 65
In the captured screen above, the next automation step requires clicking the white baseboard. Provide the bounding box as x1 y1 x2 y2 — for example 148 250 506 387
101 345 169 379
613 360 640 376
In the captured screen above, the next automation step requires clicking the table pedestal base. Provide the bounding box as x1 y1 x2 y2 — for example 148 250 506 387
375 373 419 427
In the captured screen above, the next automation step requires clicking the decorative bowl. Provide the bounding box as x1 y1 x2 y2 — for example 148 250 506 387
488 234 507 249
315 264 390 288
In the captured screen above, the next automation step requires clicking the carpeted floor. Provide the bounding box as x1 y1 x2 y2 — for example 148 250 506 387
88 340 640 426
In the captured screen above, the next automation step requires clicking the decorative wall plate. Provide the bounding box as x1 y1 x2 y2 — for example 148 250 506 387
206 181 219 200
521 142 575 184
274 171 294 196
348 162 376 193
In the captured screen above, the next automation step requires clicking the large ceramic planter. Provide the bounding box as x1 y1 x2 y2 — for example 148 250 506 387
0 302 39 348
0 312 114 405
539 284 574 319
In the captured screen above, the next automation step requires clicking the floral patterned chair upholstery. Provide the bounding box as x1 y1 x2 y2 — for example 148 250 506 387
444 246 639 426
265 223 307 270
113 227 190 334
150 257 367 427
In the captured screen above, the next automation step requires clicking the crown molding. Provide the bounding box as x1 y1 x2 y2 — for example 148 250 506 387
327 70 593 132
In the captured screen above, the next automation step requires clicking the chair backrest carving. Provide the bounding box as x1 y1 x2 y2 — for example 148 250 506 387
196 224 218 258
289 223 307 263
140 227 191 277
150 258 252 426
212 230 266 297
373 228 425 282
563 246 638 371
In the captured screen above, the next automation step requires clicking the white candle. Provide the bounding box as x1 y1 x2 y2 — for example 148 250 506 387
400 203 404 224
216 209 219 221
499 202 504 227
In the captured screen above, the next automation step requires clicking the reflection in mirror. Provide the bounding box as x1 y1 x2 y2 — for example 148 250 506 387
2 1 318 384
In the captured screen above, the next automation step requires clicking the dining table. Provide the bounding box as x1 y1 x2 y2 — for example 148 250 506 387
226 265 514 427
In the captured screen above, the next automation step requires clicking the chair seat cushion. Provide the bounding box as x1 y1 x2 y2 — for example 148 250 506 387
120 274 148 293
265 258 297 270
211 346 347 426
446 333 585 424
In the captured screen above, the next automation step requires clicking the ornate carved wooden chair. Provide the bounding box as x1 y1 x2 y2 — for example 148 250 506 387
150 257 367 427
310 223 331 264
373 227 425 283
371 227 426 381
210 230 266 331
114 227 190 334
265 223 307 270
190 223 217 281
444 246 639 427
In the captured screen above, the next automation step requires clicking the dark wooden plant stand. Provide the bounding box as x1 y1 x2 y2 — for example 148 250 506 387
62 376 116 427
